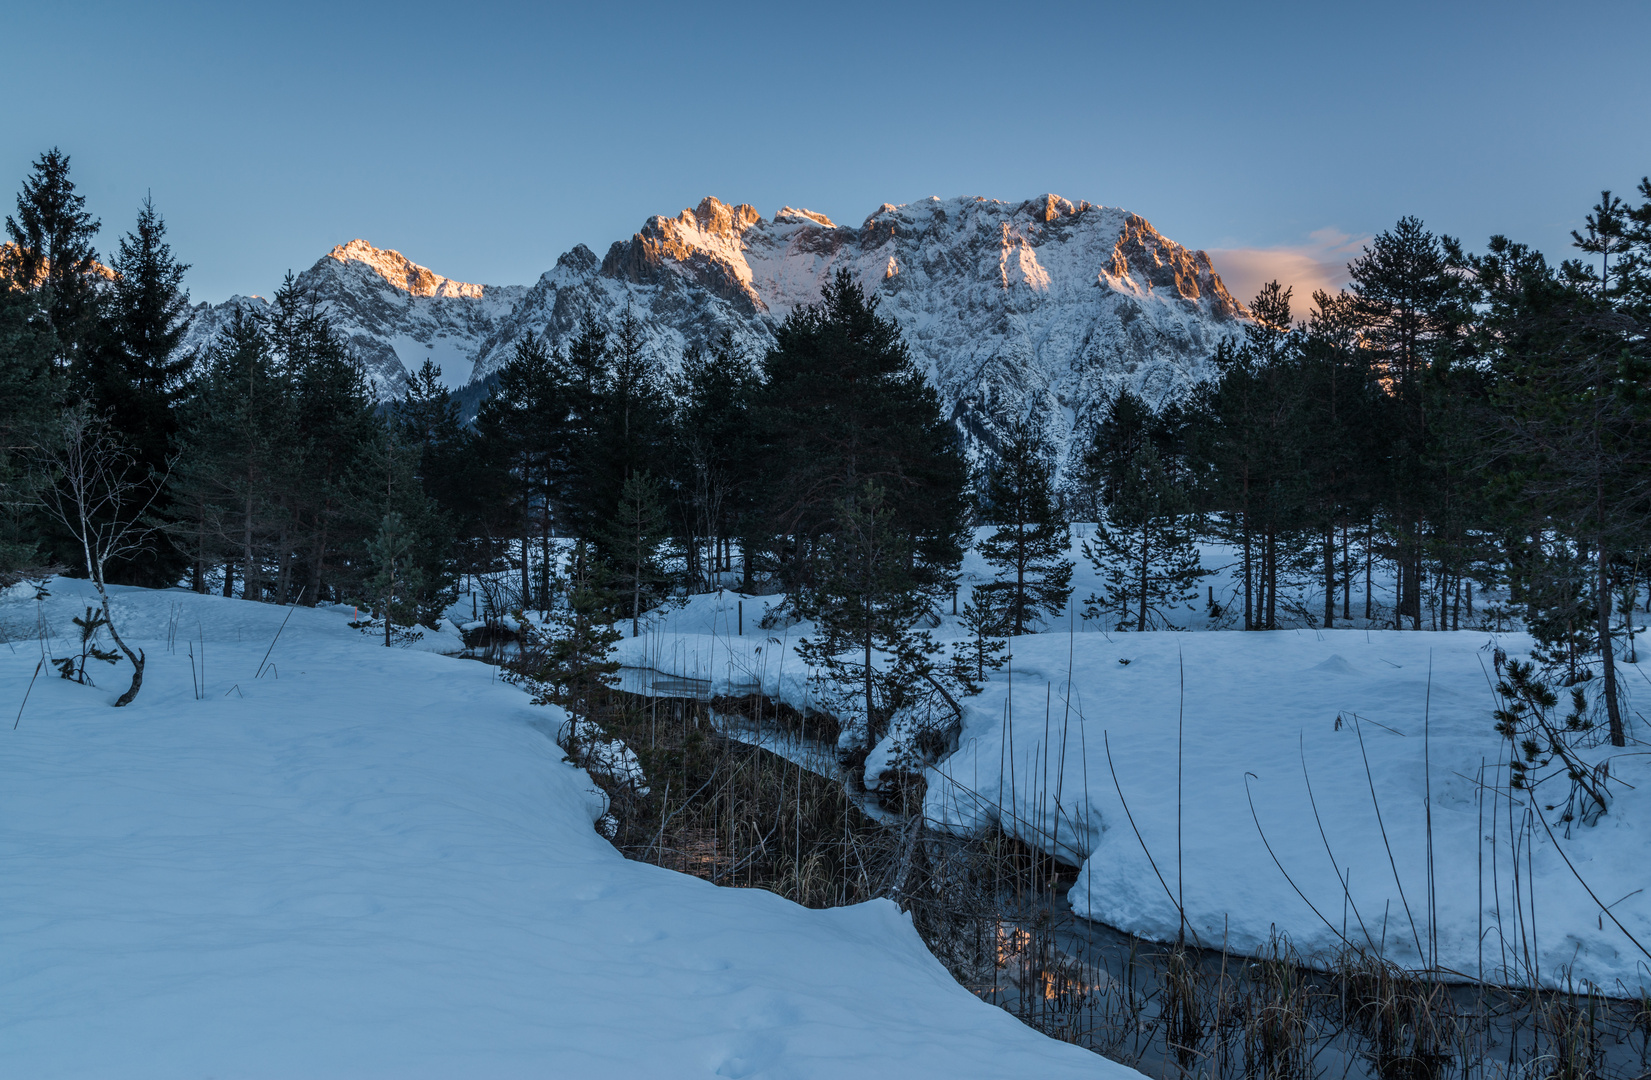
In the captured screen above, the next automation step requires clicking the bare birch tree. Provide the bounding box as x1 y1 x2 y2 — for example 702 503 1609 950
32 406 166 706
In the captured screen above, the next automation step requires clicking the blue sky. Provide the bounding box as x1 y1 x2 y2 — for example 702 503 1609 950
2 0 1646 307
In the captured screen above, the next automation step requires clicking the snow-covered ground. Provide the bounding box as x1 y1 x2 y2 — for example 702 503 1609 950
0 578 1117 1078
619 585 1651 995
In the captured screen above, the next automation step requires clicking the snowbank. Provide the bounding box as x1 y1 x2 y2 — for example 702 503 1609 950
0 578 1117 1078
925 629 1651 991
625 589 1651 993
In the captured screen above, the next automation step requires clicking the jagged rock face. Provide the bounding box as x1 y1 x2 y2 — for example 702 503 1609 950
183 195 1246 466
179 241 526 394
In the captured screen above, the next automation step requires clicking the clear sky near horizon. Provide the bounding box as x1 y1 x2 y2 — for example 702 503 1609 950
1 0 1646 309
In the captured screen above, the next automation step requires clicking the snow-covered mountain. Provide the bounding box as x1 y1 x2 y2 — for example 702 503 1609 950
184 195 1247 460
179 240 527 394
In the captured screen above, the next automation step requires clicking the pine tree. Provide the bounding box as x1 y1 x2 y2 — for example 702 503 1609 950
1082 444 1205 631
976 417 1073 635
796 483 935 753
576 309 668 557
474 330 570 609
1187 283 1310 630
396 359 493 579
269 275 379 606
1347 218 1473 629
1469 225 1651 746
364 510 424 646
522 540 622 730
599 470 670 637
670 333 760 589
756 269 966 609
950 588 1007 690
4 149 103 368
356 422 452 633
1292 289 1382 629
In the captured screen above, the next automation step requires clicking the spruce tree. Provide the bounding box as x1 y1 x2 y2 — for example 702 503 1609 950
0 285 57 577
4 149 103 368
357 423 452 633
90 195 195 586
950 588 1007 690
167 311 288 597
976 417 1073 635
364 510 424 645
270 275 378 606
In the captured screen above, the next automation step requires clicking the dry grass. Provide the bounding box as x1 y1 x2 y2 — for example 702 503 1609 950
534 678 1651 1080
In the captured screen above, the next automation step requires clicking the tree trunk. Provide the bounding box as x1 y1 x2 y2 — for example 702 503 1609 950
864 601 874 742
1399 559 1408 630
1364 524 1373 621
521 502 531 610
1323 526 1336 629
632 530 642 639
275 518 291 605
1267 531 1278 630
1599 542 1626 746
1015 532 1027 637
1408 530 1422 631
541 504 552 618
1342 526 1351 620
243 488 257 602
1242 515 1253 631
92 580 145 707
193 513 207 594
306 520 328 606
1137 529 1150 632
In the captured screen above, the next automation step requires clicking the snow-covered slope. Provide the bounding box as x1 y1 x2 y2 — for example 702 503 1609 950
180 240 527 394
0 578 1119 1078
182 195 1245 456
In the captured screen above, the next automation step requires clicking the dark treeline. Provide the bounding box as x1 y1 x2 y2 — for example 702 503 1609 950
1076 197 1651 750
2 148 1649 746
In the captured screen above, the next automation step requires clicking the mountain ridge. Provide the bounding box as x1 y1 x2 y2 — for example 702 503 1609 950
180 194 1248 463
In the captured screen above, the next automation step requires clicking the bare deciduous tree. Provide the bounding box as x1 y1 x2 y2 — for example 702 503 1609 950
32 407 166 706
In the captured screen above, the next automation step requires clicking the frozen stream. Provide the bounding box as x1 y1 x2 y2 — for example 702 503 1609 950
614 666 1651 1080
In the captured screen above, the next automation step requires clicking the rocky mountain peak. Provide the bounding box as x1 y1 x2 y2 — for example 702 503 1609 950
1105 214 1244 318
600 196 773 314
325 239 487 299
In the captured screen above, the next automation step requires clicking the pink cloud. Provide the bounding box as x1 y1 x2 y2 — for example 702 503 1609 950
1206 229 1369 317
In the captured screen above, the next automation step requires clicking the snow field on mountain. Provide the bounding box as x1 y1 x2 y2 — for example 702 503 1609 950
0 578 1116 1078
620 583 1651 994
